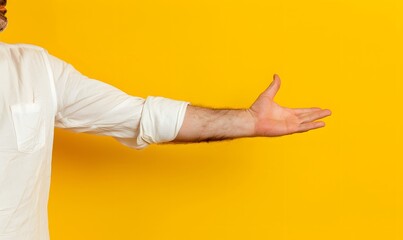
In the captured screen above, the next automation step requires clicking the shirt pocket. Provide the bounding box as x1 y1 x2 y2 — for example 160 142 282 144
10 102 46 153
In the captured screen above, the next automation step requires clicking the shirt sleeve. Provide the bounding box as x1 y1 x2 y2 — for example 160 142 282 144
46 51 190 149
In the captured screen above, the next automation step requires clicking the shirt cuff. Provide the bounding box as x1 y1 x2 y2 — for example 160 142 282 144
117 96 189 150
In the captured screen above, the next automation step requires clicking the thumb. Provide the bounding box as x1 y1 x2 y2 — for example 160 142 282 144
262 74 281 99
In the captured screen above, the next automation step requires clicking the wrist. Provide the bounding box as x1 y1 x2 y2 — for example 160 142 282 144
244 109 258 137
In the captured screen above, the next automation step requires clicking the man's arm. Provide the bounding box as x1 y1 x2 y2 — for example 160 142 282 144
174 74 332 142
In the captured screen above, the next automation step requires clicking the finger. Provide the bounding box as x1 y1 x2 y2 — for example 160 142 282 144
297 121 325 133
291 107 322 115
299 109 332 123
261 74 281 100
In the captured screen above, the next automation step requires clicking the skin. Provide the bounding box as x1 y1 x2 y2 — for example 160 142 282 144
1 2 331 142
174 74 332 142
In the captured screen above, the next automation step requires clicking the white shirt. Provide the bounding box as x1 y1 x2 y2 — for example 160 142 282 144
0 42 189 239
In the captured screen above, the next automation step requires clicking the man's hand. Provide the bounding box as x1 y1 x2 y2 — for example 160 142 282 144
247 74 332 137
173 74 331 143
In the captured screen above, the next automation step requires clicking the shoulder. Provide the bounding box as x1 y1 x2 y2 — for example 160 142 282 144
0 42 48 54
0 41 76 76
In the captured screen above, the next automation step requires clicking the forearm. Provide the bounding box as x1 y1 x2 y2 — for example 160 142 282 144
173 105 256 142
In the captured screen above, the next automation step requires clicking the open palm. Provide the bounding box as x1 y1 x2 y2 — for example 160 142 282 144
248 74 332 137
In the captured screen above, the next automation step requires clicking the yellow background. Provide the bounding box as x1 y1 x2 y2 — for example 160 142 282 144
1 0 402 239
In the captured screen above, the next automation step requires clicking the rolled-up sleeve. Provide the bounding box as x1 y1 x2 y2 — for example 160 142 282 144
46 51 189 149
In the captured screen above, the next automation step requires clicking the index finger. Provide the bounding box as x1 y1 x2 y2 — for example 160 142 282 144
289 107 322 115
